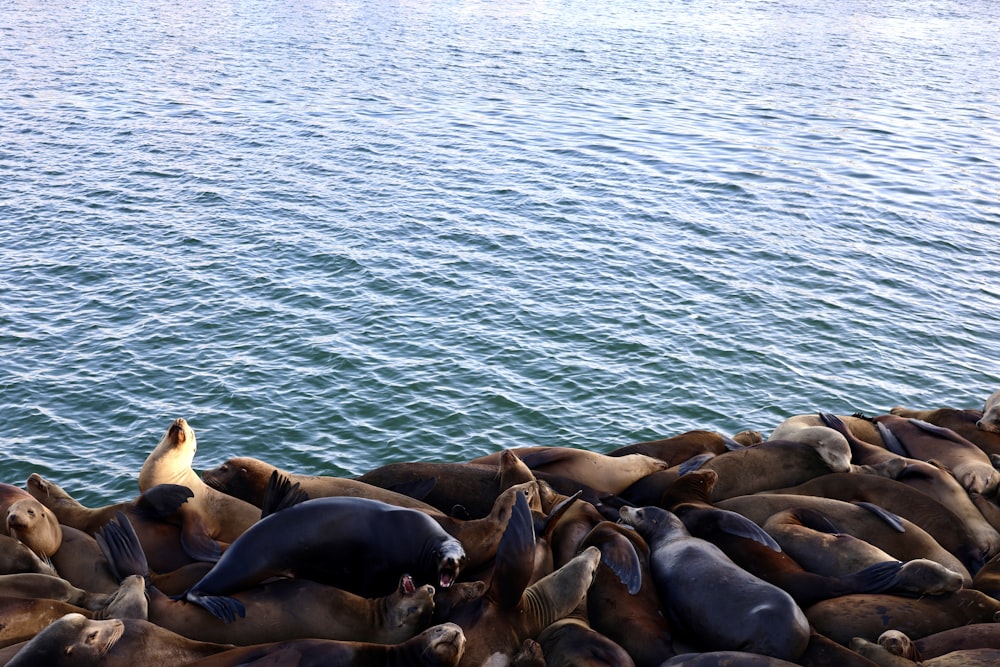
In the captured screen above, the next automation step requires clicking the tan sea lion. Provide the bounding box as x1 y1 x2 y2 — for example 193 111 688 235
4 614 235 666
806 588 1000 645
181 623 466 667
0 534 58 577
466 447 668 496
981 389 1000 433
0 484 62 561
138 418 261 543
619 505 810 662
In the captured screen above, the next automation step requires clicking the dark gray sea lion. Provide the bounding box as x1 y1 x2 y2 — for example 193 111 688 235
535 617 634 667
181 493 466 620
4 614 235 666
618 505 810 662
180 623 466 667
138 418 262 543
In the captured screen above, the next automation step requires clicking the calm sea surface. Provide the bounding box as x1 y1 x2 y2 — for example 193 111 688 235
2 0 998 506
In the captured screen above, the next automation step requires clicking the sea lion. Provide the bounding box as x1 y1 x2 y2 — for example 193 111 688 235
535 617 635 667
607 429 736 465
770 413 886 448
894 623 1000 659
580 521 676 667
180 623 466 667
618 505 810 662
201 456 442 513
4 614 235 666
467 447 669 496
138 418 261 543
26 473 224 569
442 489 601 666
889 399 1000 456
980 389 1000 433
873 414 1000 495
0 534 58 577
97 511 436 645
849 638 922 667
660 652 802 666
0 572 116 611
0 484 62 560
806 588 1000 645
182 494 466 620
717 493 972 585
769 472 992 574
878 630 921 660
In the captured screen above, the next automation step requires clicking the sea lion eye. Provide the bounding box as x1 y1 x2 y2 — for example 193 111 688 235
86 630 98 643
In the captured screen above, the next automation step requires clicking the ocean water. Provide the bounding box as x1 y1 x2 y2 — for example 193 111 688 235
2 0 998 506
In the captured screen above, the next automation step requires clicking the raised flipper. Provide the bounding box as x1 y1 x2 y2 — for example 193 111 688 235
133 484 195 519
852 501 906 533
876 422 909 457
580 522 642 595
260 470 310 519
677 453 715 476
96 512 150 582
712 509 782 552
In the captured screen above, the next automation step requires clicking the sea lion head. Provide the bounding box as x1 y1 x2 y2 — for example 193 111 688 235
7 613 125 666
434 538 467 589
159 418 197 455
978 390 1000 433
618 505 687 540
422 622 466 666
878 629 921 661
6 497 62 558
385 574 435 637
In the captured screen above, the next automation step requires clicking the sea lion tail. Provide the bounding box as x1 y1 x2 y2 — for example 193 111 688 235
183 591 247 623
96 512 151 583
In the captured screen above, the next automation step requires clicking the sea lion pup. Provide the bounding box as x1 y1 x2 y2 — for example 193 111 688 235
4 613 236 667
535 616 635 667
180 476 466 621
442 491 602 667
0 574 147 648
661 471 906 607
138 417 261 543
806 587 1000 645
466 447 668 496
717 493 972 585
27 473 225 569
181 623 467 667
201 455 442 512
873 413 1000 495
768 472 991 574
678 437 850 502
0 534 58 577
606 429 738 466
0 484 62 561
618 505 811 662
580 521 676 667
97 511 436 645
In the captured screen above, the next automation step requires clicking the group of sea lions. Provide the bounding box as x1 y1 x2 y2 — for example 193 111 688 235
1 390 1000 666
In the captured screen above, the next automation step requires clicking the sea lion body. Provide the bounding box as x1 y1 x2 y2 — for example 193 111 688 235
619 506 810 662
607 430 734 466
183 496 465 618
890 402 1000 456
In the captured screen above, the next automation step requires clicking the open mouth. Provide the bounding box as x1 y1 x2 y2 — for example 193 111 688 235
400 574 416 595
438 563 460 588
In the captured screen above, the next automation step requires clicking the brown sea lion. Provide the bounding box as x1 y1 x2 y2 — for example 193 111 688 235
182 623 466 667
4 614 235 666
201 456 442 513
26 473 224 570
716 494 972 585
981 389 1000 433
0 534 58 577
580 521 676 667
660 652 803 666
606 430 735 465
877 630 921 660
769 472 992 574
873 413 1000 495
899 623 1000 659
799 631 883 667
0 484 62 561
138 418 261 543
849 638 922 667
806 588 1000 645
619 505 810 662
0 572 116 611
467 447 668 496
535 617 634 667
443 490 601 666
890 400 1000 456
769 413 886 448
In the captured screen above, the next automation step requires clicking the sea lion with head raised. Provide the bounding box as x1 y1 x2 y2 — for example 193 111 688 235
618 505 810 662
180 622 467 667
770 413 886 448
138 418 261 543
0 484 62 562
181 489 466 621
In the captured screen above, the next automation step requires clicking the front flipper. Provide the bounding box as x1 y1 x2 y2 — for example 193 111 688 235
183 591 247 624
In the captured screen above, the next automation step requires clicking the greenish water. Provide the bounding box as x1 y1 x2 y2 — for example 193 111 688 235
2 0 998 506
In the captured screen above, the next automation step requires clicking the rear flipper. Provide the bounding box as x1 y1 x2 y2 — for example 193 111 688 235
182 590 247 623
96 512 151 582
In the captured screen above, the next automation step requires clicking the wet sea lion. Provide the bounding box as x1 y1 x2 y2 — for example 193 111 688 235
806 588 1000 645
27 473 224 570
5 614 235 666
873 413 1000 495
0 484 62 560
468 447 669 495
201 456 442 513
182 494 466 620
619 505 810 662
138 418 261 543
181 622 467 667
717 493 972 585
